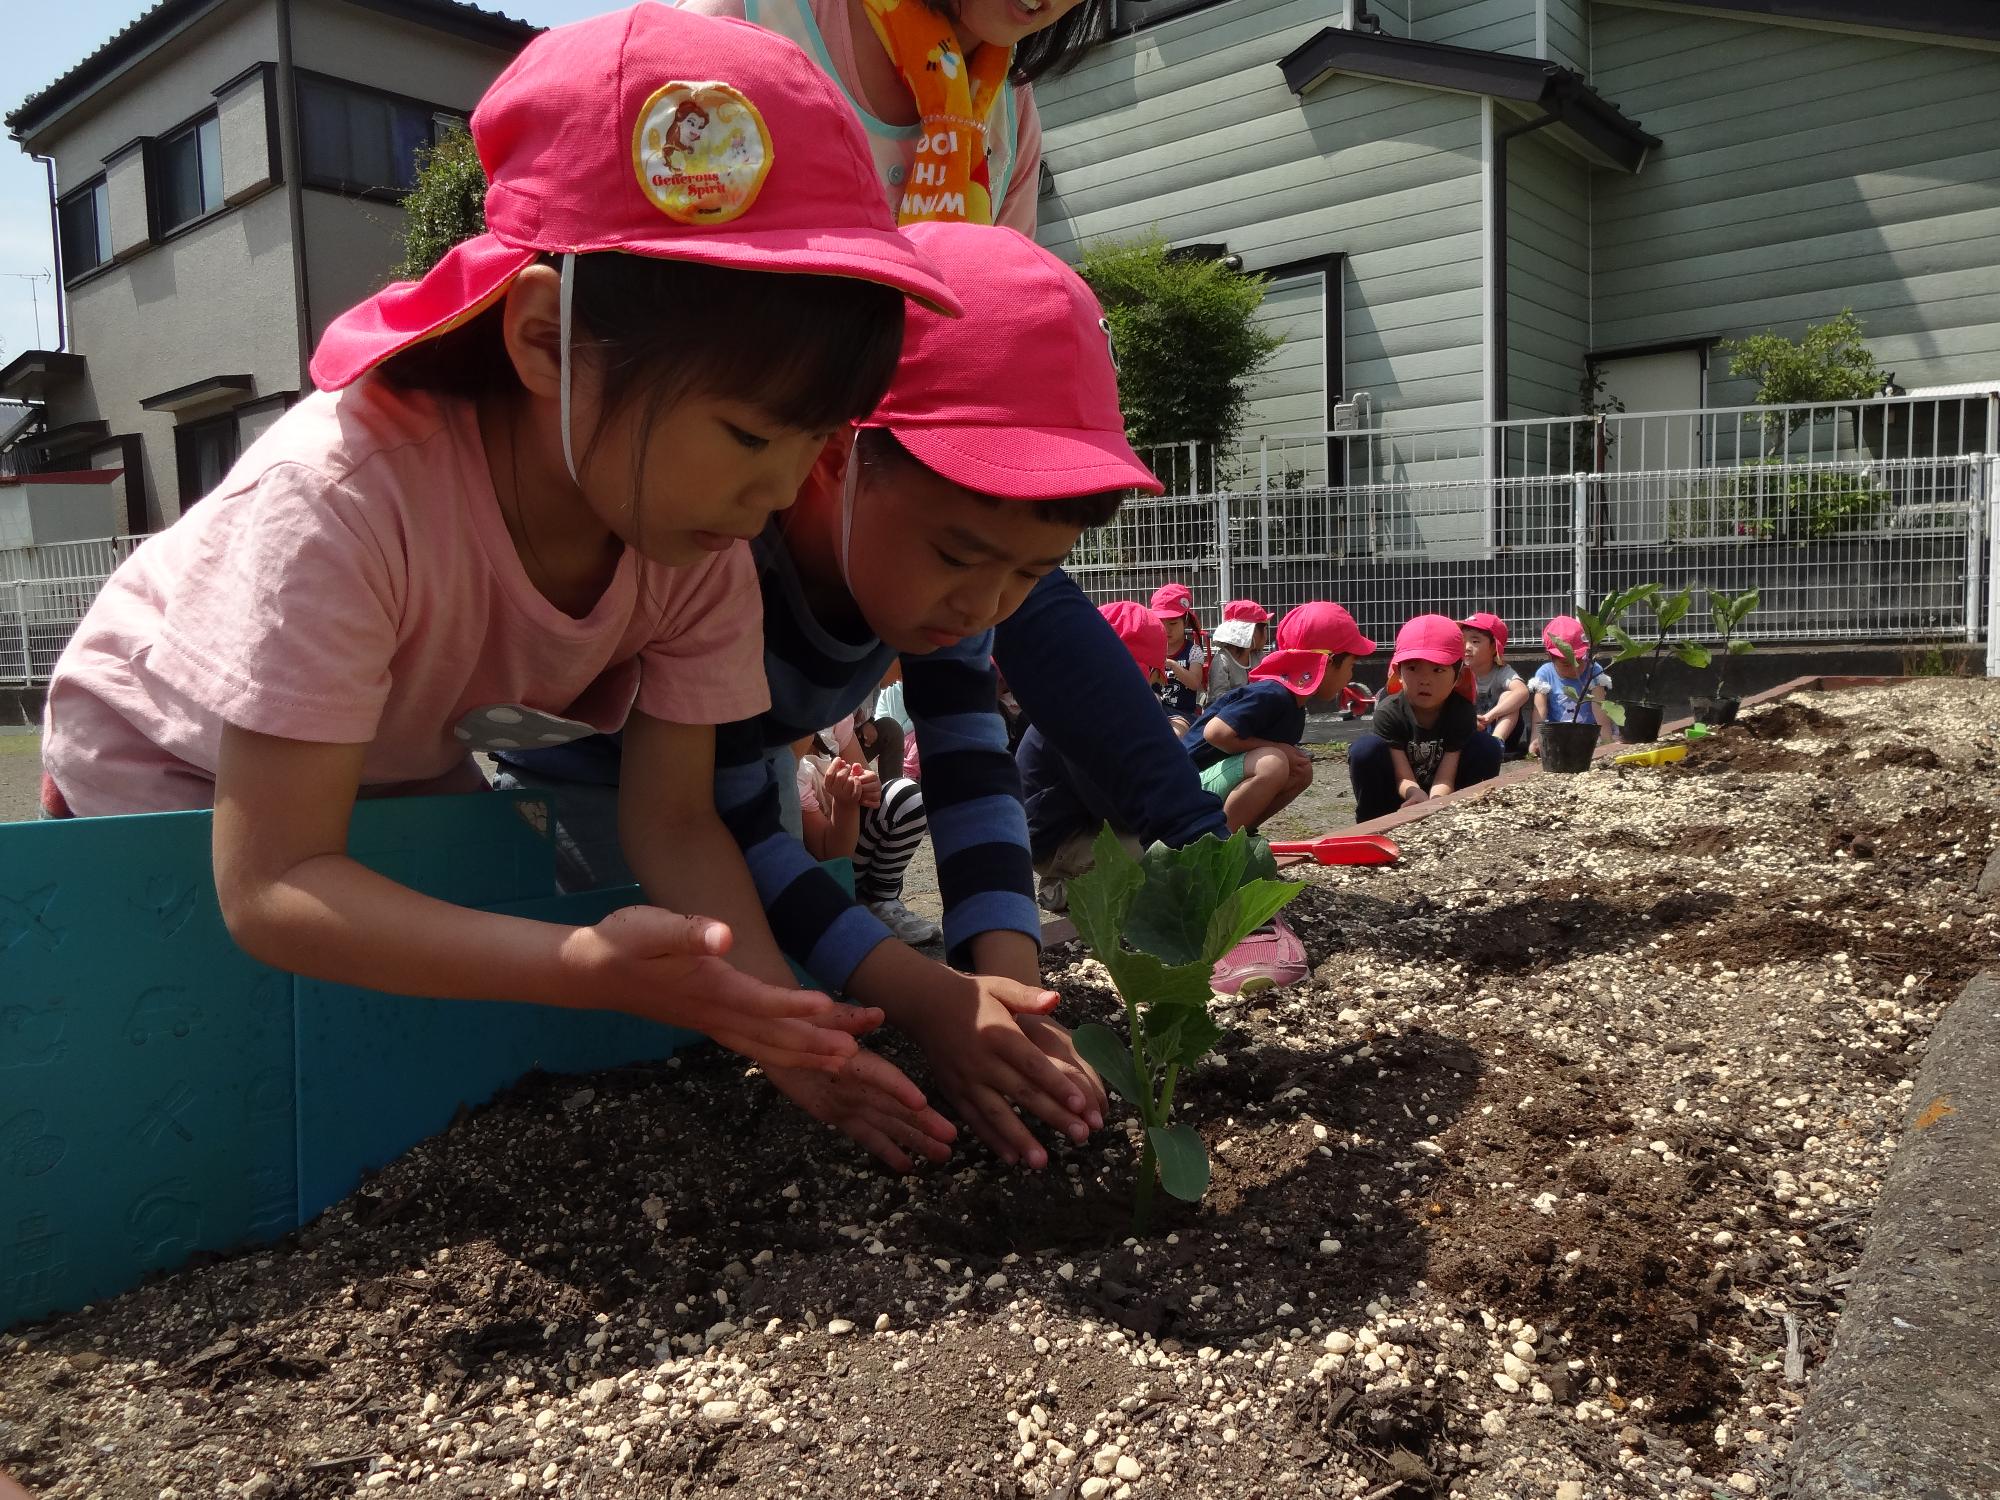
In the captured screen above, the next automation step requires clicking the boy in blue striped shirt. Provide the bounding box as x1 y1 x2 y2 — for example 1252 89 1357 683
703 223 1164 1173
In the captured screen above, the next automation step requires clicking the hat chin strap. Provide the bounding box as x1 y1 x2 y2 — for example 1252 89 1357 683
559 253 580 488
838 447 860 591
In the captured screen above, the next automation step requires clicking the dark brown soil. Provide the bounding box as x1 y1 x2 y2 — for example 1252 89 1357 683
5 682 1999 1500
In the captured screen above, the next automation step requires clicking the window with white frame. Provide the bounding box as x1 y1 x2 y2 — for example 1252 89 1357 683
158 113 224 231
299 75 463 198
58 178 112 281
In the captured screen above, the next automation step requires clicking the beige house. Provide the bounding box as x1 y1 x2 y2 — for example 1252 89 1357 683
2 0 536 534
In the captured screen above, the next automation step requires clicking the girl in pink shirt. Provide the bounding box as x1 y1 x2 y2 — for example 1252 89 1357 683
40 6 961 1089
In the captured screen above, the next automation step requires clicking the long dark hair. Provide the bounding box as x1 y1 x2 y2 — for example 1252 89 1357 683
380 252 904 445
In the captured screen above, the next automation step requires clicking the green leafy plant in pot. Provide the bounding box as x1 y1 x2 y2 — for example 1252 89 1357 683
1539 589 1649 773
1066 828 1299 1235
1604 585 1712 742
1701 588 1759 724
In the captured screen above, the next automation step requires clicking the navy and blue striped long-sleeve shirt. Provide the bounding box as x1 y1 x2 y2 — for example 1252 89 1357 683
712 529 1039 989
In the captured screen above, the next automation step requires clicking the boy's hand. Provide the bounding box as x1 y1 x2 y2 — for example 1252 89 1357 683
765 1049 956 1173
564 906 880 1075
901 975 1105 1169
1399 780 1427 808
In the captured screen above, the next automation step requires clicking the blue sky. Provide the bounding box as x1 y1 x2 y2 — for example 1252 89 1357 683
1 0 613 368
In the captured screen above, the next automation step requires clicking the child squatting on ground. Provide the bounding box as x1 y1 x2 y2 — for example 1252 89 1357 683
1207 598 1272 701
1530 614 1614 755
36 6 966 1102
1348 615 1504 823
1179 603 1374 835
1461 610 1531 756
1150 582 1209 732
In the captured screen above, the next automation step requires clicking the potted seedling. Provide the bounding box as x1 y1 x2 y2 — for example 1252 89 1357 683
1701 587 1760 724
1066 827 1299 1235
1539 587 1648 774
1604 585 1712 742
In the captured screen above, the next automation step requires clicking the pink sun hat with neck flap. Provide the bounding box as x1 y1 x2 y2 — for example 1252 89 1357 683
1458 610 1509 654
1213 597 1271 649
1392 614 1468 667
1250 602 1376 695
1100 600 1168 677
860 222 1162 501
1149 582 1195 620
310 3 958 391
1543 615 1590 661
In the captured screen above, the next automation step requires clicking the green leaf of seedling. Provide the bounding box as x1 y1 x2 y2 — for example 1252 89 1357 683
1073 1023 1146 1108
1657 589 1692 631
1604 625 1646 668
1551 638 1581 676
1599 700 1628 728
1673 642 1714 669
1068 825 1144 967
1241 833 1281 884
1729 639 1757 655
1203 878 1301 965
1576 610 1605 647
1124 834 1249 965
1148 1123 1210 1201
1146 1006 1225 1070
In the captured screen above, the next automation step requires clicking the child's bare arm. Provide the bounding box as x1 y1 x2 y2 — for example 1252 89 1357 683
1431 749 1462 798
1388 745 1425 805
212 723 867 1074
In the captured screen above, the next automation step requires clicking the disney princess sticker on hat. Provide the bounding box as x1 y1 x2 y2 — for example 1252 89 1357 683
632 81 773 225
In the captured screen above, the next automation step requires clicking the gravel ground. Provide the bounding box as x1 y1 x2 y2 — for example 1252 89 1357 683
5 681 1998 1500
0 729 43 823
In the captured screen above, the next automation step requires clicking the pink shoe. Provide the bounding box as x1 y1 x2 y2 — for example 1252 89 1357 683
1211 915 1307 995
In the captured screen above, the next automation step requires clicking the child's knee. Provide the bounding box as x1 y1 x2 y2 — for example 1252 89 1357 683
1244 748 1290 783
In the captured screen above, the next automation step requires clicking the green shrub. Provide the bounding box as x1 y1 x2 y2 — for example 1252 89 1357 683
393 128 487 283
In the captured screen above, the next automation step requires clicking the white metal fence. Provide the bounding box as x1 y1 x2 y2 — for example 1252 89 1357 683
4 392 1998 686
1087 393 2000 666
0 536 142 687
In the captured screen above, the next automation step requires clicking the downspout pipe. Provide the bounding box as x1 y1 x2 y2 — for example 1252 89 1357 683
35 154 67 351
1492 108 1558 423
276 0 313 383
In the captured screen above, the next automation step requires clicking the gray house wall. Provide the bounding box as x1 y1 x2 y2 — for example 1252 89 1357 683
1545 0 1588 71
1037 0 1487 434
1591 5 2000 400
25 0 291 529
1409 0 1536 57
291 0 507 347
1506 127 1590 420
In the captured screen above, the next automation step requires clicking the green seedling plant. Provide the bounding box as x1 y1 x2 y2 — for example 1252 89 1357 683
1708 587 1760 698
1548 586 1655 729
1066 827 1300 1234
1605 585 1714 680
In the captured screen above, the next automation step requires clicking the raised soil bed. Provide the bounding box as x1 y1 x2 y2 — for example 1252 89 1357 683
4 679 1999 1500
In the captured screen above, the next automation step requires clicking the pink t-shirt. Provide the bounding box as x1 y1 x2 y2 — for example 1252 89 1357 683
43 379 769 816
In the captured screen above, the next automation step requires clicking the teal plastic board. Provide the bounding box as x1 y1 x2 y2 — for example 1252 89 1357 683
293 885 683 1221
0 808 294 1331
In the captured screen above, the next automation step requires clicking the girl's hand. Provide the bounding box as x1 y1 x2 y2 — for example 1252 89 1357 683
764 1049 956 1173
851 765 883 809
1399 780 1427 808
563 906 880 1074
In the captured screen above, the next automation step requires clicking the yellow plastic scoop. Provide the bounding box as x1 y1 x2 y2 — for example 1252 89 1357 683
1614 745 1689 767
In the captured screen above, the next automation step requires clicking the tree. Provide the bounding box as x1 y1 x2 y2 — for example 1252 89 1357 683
393 128 488 283
1719 308 1885 432
1077 235 1282 455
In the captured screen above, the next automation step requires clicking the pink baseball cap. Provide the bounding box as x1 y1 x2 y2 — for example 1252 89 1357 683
1250 602 1376 695
1458 611 1509 654
1222 599 1272 624
1100 600 1167 677
1543 615 1589 660
310 4 957 391
1149 582 1195 619
1392 613 1467 667
860 223 1161 501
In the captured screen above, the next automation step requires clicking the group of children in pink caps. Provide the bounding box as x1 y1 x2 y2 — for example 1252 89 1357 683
1087 588 1618 831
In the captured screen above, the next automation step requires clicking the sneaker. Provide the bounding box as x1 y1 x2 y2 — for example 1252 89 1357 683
1037 874 1069 915
869 897 943 946
1211 915 1307 995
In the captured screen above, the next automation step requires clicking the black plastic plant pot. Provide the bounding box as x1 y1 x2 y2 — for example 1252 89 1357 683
1540 721 1601 774
1621 702 1666 743
1700 698 1742 726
